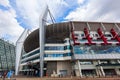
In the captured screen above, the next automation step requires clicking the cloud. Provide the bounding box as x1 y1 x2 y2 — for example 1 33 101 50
0 0 10 7
15 0 69 30
0 0 75 43
0 0 24 43
65 0 120 22
2 0 120 44
78 0 85 4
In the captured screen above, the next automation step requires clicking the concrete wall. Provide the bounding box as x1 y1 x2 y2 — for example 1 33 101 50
57 61 72 76
75 70 80 76
46 61 57 76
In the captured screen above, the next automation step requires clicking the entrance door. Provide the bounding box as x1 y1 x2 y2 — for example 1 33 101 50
82 69 96 76
104 69 116 76
60 70 67 77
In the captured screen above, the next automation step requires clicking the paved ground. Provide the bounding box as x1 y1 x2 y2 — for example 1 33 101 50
1 77 120 80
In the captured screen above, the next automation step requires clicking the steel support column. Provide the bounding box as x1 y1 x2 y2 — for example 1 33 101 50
98 60 105 77
39 5 48 77
77 60 82 77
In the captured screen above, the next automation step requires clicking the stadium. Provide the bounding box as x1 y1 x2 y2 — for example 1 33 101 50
16 21 120 77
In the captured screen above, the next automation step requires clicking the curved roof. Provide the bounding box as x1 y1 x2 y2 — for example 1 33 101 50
24 22 72 53
23 21 120 53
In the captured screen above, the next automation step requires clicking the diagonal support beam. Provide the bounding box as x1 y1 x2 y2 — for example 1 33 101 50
15 29 29 75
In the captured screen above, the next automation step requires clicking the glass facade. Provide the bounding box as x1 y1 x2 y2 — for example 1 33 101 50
44 53 72 57
64 45 71 50
73 45 120 54
22 49 39 59
21 45 72 63
45 46 64 50
21 53 72 63
22 45 71 58
21 45 72 64
0 39 15 70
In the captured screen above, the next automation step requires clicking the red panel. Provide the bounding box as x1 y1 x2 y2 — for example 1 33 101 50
71 30 80 45
116 43 120 45
110 28 117 38
84 28 92 45
97 28 108 45
71 31 76 44
110 28 120 43
85 43 96 45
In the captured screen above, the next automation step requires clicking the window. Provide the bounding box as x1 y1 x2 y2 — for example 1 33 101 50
45 46 64 50
22 49 40 58
100 60 110 64
80 61 92 65
81 34 84 37
73 46 84 54
75 34 79 36
95 34 98 37
105 34 112 37
64 45 71 50
44 53 72 57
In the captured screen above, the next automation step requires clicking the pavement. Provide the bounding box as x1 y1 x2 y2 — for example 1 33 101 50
1 77 120 80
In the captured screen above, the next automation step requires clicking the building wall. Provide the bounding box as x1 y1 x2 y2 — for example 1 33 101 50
57 61 72 76
73 60 120 77
0 39 15 71
19 21 120 77
46 61 57 76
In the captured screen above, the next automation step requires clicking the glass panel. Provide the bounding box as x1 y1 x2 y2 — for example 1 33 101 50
73 45 120 54
22 49 40 59
45 46 64 50
64 45 71 50
22 53 72 64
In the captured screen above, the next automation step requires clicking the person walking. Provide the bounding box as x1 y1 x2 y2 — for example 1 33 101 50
7 70 13 79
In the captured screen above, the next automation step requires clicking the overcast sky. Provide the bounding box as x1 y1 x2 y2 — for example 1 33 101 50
0 0 120 43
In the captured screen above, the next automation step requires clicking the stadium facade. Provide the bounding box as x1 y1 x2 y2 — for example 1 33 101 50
0 38 15 71
16 21 120 77
15 6 120 77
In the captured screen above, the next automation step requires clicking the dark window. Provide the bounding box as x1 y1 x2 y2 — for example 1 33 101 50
105 34 112 37
95 34 98 37
64 45 71 50
75 34 79 36
81 34 84 37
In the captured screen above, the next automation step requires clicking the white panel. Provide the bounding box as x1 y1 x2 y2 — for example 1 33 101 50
21 56 71 65
81 65 96 69
22 47 39 57
44 50 64 53
74 54 120 60
15 29 29 75
21 53 39 62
